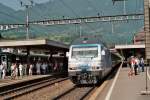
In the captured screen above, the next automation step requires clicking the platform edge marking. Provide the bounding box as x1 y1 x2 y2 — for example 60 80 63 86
147 67 150 80
88 80 109 100
105 62 123 100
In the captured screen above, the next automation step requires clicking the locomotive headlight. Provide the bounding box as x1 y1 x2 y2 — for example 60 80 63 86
69 67 77 70
92 66 96 70
68 63 78 70
92 62 101 70
92 66 102 70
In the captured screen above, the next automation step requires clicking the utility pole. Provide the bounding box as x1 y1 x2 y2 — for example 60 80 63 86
20 0 33 40
141 0 150 95
123 0 126 15
112 0 126 14
79 24 82 37
111 23 114 33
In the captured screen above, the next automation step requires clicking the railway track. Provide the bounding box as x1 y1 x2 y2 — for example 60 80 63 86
0 63 121 100
53 63 121 100
53 85 97 100
0 76 69 100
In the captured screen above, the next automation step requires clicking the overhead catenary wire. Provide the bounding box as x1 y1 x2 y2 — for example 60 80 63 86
59 0 97 33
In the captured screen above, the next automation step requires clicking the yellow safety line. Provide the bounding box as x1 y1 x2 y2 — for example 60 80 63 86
88 80 109 100
105 62 123 100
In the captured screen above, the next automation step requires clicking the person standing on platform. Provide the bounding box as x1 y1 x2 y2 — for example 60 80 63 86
134 57 139 75
19 63 23 78
140 57 144 72
41 62 47 75
29 63 33 76
127 57 131 68
130 56 135 76
0 63 2 79
2 62 6 79
15 64 19 79
11 63 16 79
23 64 27 76
54 60 59 72
36 61 41 75
137 57 140 73
2 61 7 79
127 57 132 76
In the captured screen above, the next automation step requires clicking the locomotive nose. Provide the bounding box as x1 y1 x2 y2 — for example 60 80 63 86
83 73 87 79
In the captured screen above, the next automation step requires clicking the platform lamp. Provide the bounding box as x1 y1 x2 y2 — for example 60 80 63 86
20 0 34 40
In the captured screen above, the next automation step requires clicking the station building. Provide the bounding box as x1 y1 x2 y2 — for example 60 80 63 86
0 39 69 75
115 29 145 63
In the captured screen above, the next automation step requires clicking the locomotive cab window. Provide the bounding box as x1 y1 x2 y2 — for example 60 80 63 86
71 46 98 58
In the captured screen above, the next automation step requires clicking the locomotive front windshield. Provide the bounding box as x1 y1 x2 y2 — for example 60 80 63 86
72 46 98 58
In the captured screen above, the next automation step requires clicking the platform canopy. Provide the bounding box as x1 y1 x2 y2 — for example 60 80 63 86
0 39 69 52
115 44 145 49
115 44 145 61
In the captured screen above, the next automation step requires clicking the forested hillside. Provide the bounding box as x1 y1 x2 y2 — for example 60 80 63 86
0 0 144 45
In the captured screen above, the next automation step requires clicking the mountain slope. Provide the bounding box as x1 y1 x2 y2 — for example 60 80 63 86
0 0 144 44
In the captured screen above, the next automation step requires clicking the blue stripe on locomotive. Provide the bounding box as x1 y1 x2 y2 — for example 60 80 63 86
71 44 100 47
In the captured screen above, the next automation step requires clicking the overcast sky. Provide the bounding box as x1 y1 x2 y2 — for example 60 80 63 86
0 0 50 10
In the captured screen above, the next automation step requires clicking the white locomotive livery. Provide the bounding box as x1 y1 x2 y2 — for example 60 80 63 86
68 37 118 84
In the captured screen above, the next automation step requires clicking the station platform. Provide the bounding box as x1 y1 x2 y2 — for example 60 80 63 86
107 67 150 100
0 75 51 88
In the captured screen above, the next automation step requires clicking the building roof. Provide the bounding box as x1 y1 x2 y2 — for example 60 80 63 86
133 29 145 44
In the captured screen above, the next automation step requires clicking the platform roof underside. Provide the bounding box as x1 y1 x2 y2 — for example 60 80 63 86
0 39 69 52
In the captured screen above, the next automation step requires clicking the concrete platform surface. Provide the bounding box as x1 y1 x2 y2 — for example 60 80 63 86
0 75 51 87
110 67 150 100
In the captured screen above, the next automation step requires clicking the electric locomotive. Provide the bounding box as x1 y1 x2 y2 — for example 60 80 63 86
68 37 113 84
